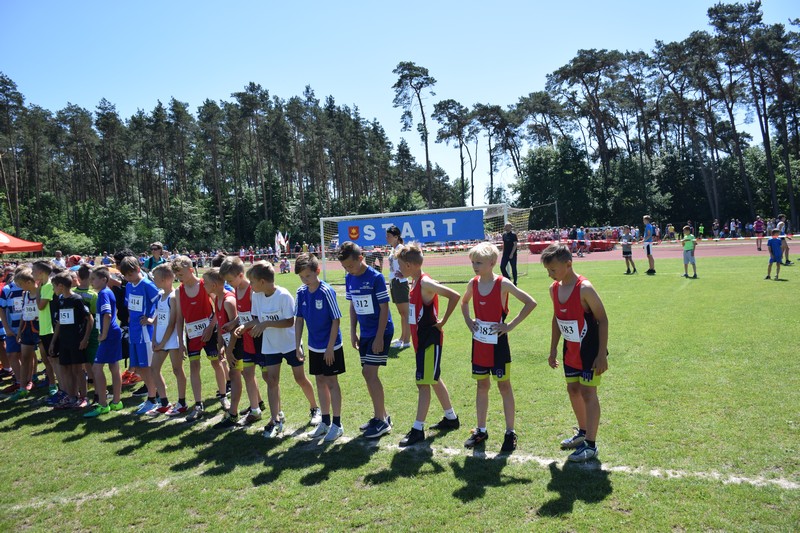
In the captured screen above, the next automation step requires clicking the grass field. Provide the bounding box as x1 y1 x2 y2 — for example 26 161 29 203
1 255 798 531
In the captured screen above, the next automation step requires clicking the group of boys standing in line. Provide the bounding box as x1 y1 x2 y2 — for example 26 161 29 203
0 228 609 463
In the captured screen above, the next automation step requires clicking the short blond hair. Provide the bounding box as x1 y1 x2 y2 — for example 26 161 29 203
170 255 193 272
247 261 275 283
397 243 424 266
219 256 245 278
468 242 499 263
202 267 225 284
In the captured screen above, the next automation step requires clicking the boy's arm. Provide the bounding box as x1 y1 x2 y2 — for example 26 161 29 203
349 302 359 349
325 318 340 365
371 302 389 354
581 281 609 375
495 279 536 334
421 277 460 330
201 296 216 342
547 286 561 368
173 297 186 354
36 285 50 311
294 315 305 356
99 313 111 342
50 323 60 357
81 312 94 350
159 295 179 348
460 282 477 331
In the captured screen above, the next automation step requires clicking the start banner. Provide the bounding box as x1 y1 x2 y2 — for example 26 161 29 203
337 210 485 247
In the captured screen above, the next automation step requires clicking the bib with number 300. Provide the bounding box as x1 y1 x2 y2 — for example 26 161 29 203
473 319 498 345
557 319 582 343
186 318 210 339
352 295 375 316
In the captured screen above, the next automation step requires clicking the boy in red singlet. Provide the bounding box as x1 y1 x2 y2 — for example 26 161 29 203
541 243 609 462
460 242 537 453
204 268 241 429
221 256 265 426
171 256 229 421
395 243 460 447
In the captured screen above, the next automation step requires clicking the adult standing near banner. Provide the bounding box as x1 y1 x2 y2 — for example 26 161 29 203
386 226 411 350
143 242 166 273
500 223 519 285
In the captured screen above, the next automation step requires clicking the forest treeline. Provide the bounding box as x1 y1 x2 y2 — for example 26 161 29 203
0 1 797 253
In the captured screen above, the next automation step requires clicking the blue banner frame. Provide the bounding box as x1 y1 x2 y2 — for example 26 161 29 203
337 210 485 247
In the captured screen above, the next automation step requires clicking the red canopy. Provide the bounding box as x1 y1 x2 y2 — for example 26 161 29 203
0 230 43 253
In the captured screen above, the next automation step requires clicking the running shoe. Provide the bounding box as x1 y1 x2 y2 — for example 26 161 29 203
109 401 124 411
308 422 330 438
145 404 171 417
9 388 29 402
0 368 13 380
399 428 425 447
309 407 322 426
241 400 266 415
53 395 75 409
74 397 89 409
48 385 58 396
359 417 379 431
389 339 404 349
165 402 188 416
239 410 262 426
214 411 239 429
216 392 230 412
84 404 110 418
464 428 489 449
46 390 67 406
1 382 19 395
263 418 284 439
363 418 391 439
560 428 586 450
323 424 343 442
568 442 598 462
430 416 460 431
134 400 157 415
131 384 148 397
500 430 517 453
185 404 204 421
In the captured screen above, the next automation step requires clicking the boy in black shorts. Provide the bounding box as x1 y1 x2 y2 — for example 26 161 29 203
49 272 94 408
294 253 346 442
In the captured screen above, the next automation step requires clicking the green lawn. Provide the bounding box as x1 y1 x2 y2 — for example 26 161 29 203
1 255 798 531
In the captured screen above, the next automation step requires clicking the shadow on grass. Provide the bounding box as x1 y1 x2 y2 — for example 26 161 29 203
450 453 532 502
169 426 274 476
362 442 445 485
536 460 612 516
252 437 381 487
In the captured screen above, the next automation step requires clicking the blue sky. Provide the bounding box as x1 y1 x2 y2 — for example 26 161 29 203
1 0 796 204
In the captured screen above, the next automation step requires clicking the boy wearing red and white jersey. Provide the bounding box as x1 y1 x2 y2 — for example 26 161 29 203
204 268 240 429
460 242 536 453
542 243 609 463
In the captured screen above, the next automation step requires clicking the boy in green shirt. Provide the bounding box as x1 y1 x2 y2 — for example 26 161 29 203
680 225 697 279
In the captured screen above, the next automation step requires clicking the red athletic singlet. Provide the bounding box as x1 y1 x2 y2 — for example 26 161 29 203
471 275 509 367
235 284 256 354
551 275 599 370
409 273 439 353
179 279 214 352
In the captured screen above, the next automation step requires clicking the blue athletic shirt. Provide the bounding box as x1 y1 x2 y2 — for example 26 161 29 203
644 223 654 243
125 276 159 344
345 266 394 339
295 281 343 351
576 229 585 240
768 237 783 260
0 281 25 335
97 287 122 337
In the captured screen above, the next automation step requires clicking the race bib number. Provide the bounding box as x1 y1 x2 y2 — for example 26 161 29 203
239 312 252 324
557 319 582 343
157 311 169 324
13 297 23 313
128 295 143 313
23 302 38 321
95 313 101 331
186 318 210 339
473 319 498 345
408 303 416 325
352 295 374 316
222 332 232 346
59 309 75 325
260 311 280 322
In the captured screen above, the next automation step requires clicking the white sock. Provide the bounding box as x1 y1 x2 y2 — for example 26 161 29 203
251 407 261 415
412 420 424 431
478 426 487 433
444 408 457 420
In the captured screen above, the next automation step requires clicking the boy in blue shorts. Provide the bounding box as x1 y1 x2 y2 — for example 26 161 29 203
294 253 346 442
84 266 125 417
118 256 160 415
767 229 783 280
461 242 536 452
680 225 698 278
396 243 460 447
542 244 609 462
11 268 39 401
49 272 94 408
248 261 320 438
338 241 395 439
0 265 27 397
